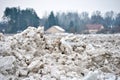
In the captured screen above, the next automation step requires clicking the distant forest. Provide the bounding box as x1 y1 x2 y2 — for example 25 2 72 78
0 7 120 33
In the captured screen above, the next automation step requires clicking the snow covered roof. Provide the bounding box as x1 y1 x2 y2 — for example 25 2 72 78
45 25 65 33
53 26 65 32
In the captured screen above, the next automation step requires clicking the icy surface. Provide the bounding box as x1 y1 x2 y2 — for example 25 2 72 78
0 26 120 80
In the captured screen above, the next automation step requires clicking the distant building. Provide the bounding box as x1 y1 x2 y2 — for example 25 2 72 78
46 26 65 33
86 24 104 33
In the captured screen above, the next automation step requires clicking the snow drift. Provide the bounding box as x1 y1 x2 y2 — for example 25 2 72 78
0 27 120 80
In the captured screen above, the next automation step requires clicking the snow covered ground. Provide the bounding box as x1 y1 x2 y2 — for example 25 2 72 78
0 27 120 80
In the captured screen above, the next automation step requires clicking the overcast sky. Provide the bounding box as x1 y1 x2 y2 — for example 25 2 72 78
0 0 120 20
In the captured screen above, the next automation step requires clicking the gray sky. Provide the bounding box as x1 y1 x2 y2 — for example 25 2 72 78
0 0 120 20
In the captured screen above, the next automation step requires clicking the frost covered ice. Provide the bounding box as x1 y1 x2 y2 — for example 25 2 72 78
0 26 120 80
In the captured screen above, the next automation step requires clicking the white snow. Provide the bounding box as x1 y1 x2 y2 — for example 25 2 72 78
54 26 65 32
0 26 120 80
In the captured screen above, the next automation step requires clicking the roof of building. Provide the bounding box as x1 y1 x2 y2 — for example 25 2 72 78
86 24 103 30
53 26 65 32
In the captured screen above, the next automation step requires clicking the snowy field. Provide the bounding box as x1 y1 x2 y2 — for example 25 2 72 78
0 27 120 80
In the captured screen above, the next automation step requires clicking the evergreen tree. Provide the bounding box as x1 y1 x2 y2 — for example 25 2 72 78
4 7 20 33
69 21 75 33
114 13 120 26
44 11 58 30
91 11 104 24
111 13 120 33
3 7 40 33
104 11 114 28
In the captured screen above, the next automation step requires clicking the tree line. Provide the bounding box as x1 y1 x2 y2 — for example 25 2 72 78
0 7 39 33
0 7 120 33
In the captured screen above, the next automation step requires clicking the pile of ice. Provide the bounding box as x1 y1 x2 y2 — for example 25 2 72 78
0 27 120 80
